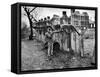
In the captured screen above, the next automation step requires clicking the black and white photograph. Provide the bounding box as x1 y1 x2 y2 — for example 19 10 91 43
20 4 97 72
0 0 100 76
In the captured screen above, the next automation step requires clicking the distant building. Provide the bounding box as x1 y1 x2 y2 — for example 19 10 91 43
89 20 95 28
51 11 71 30
51 14 60 25
50 14 60 30
60 11 69 25
71 10 89 28
33 10 85 52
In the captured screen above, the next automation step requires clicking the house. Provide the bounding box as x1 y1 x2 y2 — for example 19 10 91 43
71 11 89 29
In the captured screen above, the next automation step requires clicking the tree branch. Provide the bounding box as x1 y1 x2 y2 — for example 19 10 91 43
23 6 38 23
29 14 37 22
29 7 37 13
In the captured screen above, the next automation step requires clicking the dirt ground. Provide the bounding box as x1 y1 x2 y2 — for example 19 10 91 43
21 39 95 71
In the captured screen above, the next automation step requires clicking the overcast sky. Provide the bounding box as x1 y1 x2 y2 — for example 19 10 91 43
35 7 95 21
21 6 95 27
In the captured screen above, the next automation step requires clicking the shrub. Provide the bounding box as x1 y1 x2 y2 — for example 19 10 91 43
21 22 30 39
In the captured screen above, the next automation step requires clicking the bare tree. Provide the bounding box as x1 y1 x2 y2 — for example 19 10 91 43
23 6 37 40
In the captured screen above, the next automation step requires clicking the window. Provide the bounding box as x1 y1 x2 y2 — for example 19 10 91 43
74 21 78 26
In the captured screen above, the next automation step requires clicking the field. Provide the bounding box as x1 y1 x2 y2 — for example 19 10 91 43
21 37 95 71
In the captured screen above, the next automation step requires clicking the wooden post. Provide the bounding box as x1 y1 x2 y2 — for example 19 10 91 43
61 31 63 50
91 45 95 64
79 29 85 57
80 35 84 57
69 27 72 51
69 31 71 50
74 32 77 52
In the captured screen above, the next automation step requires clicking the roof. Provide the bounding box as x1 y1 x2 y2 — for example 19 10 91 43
82 12 88 16
89 19 95 24
74 11 80 15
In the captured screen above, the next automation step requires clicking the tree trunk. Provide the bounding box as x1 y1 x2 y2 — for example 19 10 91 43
79 34 84 57
23 7 37 40
25 11 33 40
29 18 33 40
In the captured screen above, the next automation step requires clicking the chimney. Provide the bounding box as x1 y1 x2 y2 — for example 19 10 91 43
44 17 47 21
71 9 75 14
47 16 50 20
41 19 43 21
62 11 67 16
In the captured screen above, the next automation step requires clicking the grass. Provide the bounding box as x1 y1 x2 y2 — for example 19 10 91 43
21 38 95 71
21 28 95 70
